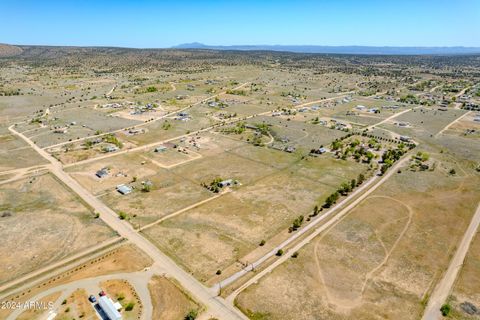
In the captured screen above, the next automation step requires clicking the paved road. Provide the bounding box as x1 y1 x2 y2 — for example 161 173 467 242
9 124 249 320
422 202 480 320
226 153 413 302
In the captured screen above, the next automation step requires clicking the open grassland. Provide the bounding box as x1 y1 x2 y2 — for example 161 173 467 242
142 151 367 283
236 153 480 320
381 107 468 138
0 132 48 170
0 173 115 284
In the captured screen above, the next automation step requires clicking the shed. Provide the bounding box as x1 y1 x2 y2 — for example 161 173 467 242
219 179 234 187
154 146 167 152
96 168 109 178
116 184 132 195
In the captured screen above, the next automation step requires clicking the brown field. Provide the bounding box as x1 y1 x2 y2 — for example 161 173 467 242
142 153 367 282
0 173 115 284
448 230 480 320
236 153 480 320
0 132 48 171
148 275 200 320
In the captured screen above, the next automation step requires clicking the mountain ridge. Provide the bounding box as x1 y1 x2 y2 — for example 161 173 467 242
172 43 480 55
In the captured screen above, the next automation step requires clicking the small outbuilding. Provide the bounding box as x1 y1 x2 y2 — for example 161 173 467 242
96 168 109 178
116 184 132 195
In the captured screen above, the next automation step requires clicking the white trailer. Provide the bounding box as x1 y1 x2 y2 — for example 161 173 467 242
98 296 122 320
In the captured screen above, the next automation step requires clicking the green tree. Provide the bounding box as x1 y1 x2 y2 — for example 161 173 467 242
440 304 451 317
358 173 365 184
185 310 198 320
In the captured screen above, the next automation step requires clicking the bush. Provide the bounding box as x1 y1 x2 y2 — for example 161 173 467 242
440 304 451 316
125 302 135 311
185 310 198 320
216 269 222 275
291 252 299 258
259 239 266 246
118 211 128 220
276 249 284 256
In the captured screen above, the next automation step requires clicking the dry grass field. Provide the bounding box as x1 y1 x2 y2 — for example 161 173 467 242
148 276 200 320
0 131 48 170
54 289 97 320
447 230 480 320
0 173 115 284
142 151 367 282
236 153 480 320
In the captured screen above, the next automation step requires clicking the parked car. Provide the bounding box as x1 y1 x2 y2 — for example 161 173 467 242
88 295 96 303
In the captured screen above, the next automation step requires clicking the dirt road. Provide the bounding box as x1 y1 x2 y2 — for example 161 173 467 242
226 153 412 302
422 202 480 320
435 110 471 137
45 82 251 150
365 107 418 131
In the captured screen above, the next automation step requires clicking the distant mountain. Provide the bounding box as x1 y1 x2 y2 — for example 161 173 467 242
0 43 23 57
172 43 480 55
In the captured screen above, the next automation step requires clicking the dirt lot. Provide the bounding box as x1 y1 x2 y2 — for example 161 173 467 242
0 173 115 284
235 153 480 320
55 289 96 320
148 275 200 320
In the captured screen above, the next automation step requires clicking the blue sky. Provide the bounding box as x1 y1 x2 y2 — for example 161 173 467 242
1 0 479 48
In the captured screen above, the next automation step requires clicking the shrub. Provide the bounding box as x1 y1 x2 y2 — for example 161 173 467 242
276 249 284 256
185 310 198 320
440 304 451 316
259 239 266 246
125 302 135 311
118 211 128 220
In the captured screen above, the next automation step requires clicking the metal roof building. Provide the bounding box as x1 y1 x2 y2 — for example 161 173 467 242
98 296 122 320
116 184 132 195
